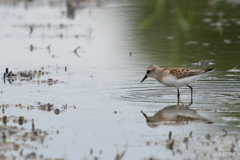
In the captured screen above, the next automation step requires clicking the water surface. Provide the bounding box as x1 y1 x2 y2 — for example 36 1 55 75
0 0 240 159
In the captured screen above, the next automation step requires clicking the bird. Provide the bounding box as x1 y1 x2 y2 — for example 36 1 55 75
141 65 214 103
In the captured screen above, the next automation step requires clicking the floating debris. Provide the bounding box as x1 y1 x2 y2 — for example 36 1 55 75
167 36 174 40
3 73 5 83
26 152 36 159
143 132 240 159
29 25 33 36
74 46 81 58
169 131 172 140
210 22 223 27
199 60 209 67
208 52 216 55
202 43 210 46
222 129 228 137
115 150 126 160
30 44 34 51
47 45 51 53
192 60 215 67
54 108 60 115
5 68 8 74
0 122 53 159
190 131 193 138
205 134 211 140
203 18 212 23
227 67 240 72
48 78 53 85
185 41 198 45
1 68 66 86
167 139 174 150
183 137 189 149
224 39 231 44
2 115 7 125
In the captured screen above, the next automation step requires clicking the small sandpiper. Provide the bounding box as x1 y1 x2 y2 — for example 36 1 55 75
141 65 214 103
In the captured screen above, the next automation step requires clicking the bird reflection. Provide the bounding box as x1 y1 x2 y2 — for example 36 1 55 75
141 102 213 128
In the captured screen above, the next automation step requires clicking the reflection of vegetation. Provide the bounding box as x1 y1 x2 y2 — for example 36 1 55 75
139 0 192 38
135 0 240 68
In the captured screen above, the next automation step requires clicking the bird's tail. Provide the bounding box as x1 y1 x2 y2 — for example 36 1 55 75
200 68 215 74
205 68 215 72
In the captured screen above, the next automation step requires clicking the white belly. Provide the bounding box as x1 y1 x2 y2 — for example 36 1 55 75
161 75 202 88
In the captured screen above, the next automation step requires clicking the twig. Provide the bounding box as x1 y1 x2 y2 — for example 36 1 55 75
190 131 192 138
47 45 51 53
7 71 12 77
231 143 235 152
3 73 5 83
74 46 81 53
222 129 227 137
74 46 81 58
32 119 35 132
168 140 174 150
115 150 126 160
29 25 33 35
183 137 189 149
30 45 34 51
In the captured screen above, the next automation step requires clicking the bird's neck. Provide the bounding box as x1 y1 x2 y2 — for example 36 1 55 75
153 67 163 82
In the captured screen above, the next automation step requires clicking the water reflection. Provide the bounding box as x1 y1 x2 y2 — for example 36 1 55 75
2 68 65 86
67 0 76 19
0 120 53 159
1 115 28 126
0 105 64 159
37 103 67 115
141 102 213 128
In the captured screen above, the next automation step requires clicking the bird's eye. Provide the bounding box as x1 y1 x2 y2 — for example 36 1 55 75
147 70 150 74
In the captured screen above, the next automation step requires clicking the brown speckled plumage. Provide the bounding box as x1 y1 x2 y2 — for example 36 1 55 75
162 68 207 79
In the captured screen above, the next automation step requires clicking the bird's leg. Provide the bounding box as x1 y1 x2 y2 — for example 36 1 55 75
187 85 193 105
177 89 180 105
178 99 184 111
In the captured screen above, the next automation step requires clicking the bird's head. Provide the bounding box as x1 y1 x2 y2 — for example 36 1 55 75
141 65 159 83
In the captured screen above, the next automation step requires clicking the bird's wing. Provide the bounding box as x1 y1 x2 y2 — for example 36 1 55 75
163 68 212 79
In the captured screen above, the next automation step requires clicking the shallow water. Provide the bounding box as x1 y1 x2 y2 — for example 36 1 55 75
0 0 240 159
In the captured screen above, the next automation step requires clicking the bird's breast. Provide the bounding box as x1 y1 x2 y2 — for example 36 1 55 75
161 76 178 87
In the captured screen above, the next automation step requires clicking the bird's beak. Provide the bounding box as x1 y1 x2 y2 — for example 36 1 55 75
141 75 148 83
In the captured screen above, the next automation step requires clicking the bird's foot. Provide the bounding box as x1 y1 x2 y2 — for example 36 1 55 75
179 100 184 111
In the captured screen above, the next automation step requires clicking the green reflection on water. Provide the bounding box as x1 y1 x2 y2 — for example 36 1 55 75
136 0 240 70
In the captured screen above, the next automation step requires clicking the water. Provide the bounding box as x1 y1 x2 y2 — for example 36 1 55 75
0 0 240 159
